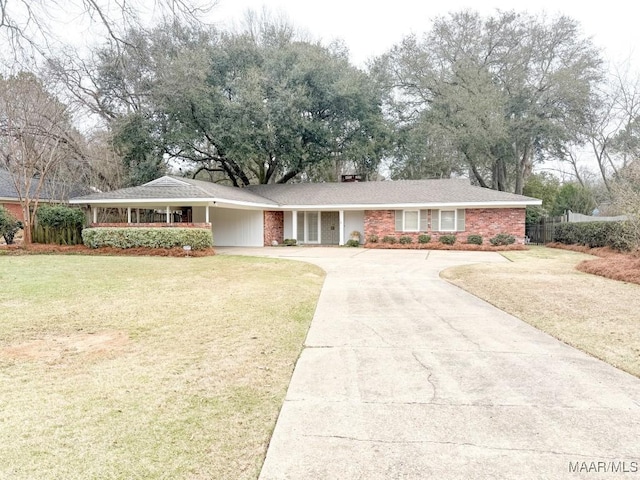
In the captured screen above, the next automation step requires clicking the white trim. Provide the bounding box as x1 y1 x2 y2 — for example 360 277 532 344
339 210 345 246
278 200 539 210
68 197 277 209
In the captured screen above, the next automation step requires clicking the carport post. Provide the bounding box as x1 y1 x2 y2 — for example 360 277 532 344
205 205 210 223
92 207 97 224
339 210 345 246
166 206 171 224
136 209 140 223
127 207 131 224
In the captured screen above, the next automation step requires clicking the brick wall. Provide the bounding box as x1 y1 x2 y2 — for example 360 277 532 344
263 211 284 246
363 208 526 246
1 202 24 221
465 208 525 243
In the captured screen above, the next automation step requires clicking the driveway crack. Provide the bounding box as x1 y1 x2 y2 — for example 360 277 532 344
300 434 599 459
412 351 437 402
435 313 482 351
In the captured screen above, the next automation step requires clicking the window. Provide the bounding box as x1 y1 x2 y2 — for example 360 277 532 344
431 209 466 232
440 210 456 231
404 210 419 231
395 210 428 232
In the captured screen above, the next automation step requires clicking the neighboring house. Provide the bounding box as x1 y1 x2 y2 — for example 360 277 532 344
69 176 542 247
0 168 70 221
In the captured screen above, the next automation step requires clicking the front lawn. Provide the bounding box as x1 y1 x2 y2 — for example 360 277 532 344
441 246 640 378
0 255 324 479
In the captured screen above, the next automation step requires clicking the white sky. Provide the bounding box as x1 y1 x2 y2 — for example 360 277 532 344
211 0 640 69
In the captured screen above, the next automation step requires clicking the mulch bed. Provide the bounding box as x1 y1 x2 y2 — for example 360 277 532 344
365 243 527 251
547 242 640 286
0 244 216 257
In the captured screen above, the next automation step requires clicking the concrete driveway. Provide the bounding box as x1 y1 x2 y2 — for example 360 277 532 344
217 247 640 479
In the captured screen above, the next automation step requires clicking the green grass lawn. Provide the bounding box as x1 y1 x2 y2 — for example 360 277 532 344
0 255 324 479
441 246 640 378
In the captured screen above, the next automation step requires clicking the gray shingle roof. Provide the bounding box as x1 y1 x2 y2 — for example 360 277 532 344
247 178 539 206
71 176 277 205
0 168 58 200
70 176 541 207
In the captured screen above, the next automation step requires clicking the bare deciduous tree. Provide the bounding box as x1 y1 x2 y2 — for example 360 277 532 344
0 72 83 243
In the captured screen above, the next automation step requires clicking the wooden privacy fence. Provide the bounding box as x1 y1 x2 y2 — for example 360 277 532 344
31 224 83 245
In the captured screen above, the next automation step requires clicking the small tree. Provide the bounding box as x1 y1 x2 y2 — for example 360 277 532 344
0 206 22 244
0 72 83 244
612 162 640 250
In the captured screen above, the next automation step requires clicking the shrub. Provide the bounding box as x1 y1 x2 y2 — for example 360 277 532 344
466 234 483 245
82 227 212 250
0 207 22 245
439 235 456 245
490 233 516 246
345 239 360 247
399 235 413 244
553 221 634 251
37 205 85 229
283 238 297 246
367 234 379 243
382 235 397 244
417 234 431 244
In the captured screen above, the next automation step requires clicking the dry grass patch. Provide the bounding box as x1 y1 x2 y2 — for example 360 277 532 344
0 255 324 479
441 246 640 378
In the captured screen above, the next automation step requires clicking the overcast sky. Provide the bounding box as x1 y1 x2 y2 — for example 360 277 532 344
211 0 640 68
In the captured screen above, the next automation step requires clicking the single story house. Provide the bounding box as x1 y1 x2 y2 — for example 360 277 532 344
69 176 542 247
0 168 72 221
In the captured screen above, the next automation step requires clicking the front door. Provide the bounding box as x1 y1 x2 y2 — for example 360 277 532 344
321 211 339 245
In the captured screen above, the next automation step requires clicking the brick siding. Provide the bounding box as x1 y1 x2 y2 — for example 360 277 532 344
1 202 24 221
263 211 284 246
364 208 526 246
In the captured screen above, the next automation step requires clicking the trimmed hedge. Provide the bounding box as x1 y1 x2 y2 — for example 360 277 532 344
439 235 456 245
466 234 483 245
553 221 635 251
82 227 213 250
37 205 85 229
417 234 431 244
489 233 516 246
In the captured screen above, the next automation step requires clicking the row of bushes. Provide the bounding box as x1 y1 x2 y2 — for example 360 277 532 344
553 221 636 251
82 227 213 250
366 233 516 246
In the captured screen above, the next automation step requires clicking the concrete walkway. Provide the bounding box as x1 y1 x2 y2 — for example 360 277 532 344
217 247 640 479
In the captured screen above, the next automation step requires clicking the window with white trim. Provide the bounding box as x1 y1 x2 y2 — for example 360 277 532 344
432 209 466 232
403 210 419 231
395 210 428 232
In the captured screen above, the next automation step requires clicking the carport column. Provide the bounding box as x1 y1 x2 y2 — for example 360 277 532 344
166 206 171 224
127 207 131 224
136 209 140 223
291 210 297 242
205 205 210 223
92 207 97 223
339 210 345 246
